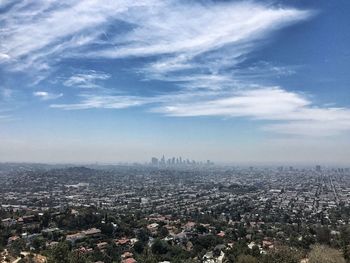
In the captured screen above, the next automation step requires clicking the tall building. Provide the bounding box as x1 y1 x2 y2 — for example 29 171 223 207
316 165 321 172
161 155 165 165
151 157 158 165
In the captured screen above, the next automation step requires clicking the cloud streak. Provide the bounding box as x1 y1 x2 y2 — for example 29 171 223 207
33 91 63 100
63 70 111 89
51 94 148 110
50 87 350 137
2 0 350 137
155 87 350 137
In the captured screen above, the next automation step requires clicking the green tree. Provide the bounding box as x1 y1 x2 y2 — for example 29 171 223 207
151 239 169 255
237 254 258 263
137 228 150 243
251 245 260 258
69 251 90 263
47 242 71 263
9 239 26 257
158 226 169 238
134 241 145 254
316 227 331 245
308 244 346 263
262 246 301 263
32 237 45 252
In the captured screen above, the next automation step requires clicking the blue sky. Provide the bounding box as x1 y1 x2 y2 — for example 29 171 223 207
0 0 349 164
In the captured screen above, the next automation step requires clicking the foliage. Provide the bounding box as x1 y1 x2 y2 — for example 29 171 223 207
262 246 302 263
47 242 71 263
308 244 346 263
237 254 258 263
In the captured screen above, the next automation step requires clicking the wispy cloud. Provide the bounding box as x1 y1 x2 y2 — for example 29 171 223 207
51 94 147 110
33 91 63 100
1 88 13 99
0 1 310 74
153 87 350 137
0 0 158 70
51 87 350 137
154 88 308 117
0 114 14 121
3 0 349 137
63 70 111 89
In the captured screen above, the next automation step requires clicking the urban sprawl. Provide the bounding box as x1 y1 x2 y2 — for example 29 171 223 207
1 161 350 263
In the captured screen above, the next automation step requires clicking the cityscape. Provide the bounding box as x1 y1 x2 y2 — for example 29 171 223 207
1 163 350 262
150 156 214 167
1 0 350 262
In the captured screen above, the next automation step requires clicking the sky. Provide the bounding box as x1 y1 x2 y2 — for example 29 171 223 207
0 0 349 165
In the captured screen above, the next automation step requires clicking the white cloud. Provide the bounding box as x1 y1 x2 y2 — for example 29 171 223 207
88 1 311 89
50 94 148 110
0 109 15 121
4 0 350 137
0 53 10 61
33 91 63 100
94 4 310 58
63 70 111 89
0 0 158 69
51 86 350 137
1 88 13 99
154 87 308 117
0 1 311 73
153 87 350 137
264 120 350 137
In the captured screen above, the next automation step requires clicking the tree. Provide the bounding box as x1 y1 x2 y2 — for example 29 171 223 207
262 246 301 263
18 254 36 263
251 245 260 258
32 237 45 252
237 255 258 263
316 227 331 245
137 228 150 243
196 224 208 234
158 226 169 238
101 223 114 237
134 241 145 254
9 239 26 257
225 240 250 263
47 242 71 263
151 239 169 255
69 251 90 263
308 244 346 263
105 243 121 262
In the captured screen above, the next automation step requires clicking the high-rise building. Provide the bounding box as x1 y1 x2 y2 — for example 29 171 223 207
151 157 158 165
316 165 321 172
161 155 165 165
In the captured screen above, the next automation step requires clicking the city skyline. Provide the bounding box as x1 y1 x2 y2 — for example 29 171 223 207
1 0 350 164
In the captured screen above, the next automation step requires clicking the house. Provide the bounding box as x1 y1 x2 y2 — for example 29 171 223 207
8 236 20 244
121 251 133 260
42 227 60 234
147 223 159 234
121 258 137 263
217 231 225 238
115 238 131 246
184 221 196 231
83 228 101 236
67 228 101 243
97 242 108 250
66 232 85 243
262 240 274 249
22 215 36 223
202 250 225 263
1 218 16 227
